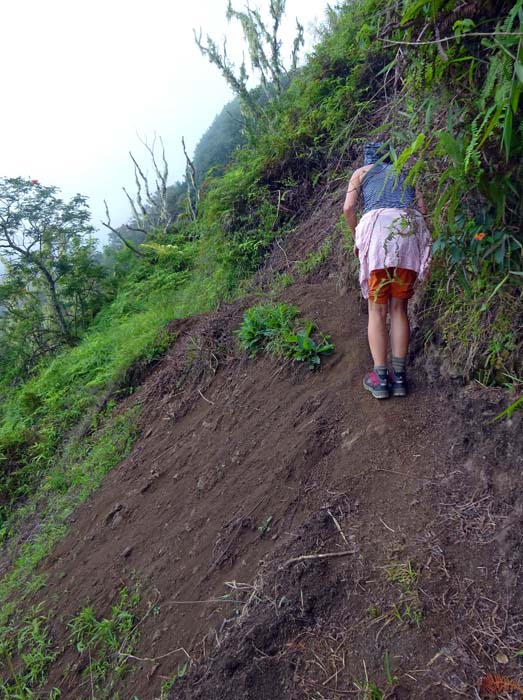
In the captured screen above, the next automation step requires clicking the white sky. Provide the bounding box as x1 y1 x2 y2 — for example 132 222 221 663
1 0 330 243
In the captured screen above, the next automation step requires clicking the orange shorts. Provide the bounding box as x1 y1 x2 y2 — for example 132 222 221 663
368 267 417 304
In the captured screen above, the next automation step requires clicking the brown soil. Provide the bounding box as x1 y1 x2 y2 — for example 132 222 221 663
6 186 523 699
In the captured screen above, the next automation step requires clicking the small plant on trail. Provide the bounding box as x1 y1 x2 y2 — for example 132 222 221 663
69 587 141 696
270 272 295 295
384 650 398 688
159 662 189 698
354 651 397 699
257 514 273 534
385 561 423 627
235 303 299 356
296 238 333 276
236 302 334 369
282 322 334 369
354 679 384 700
0 608 58 700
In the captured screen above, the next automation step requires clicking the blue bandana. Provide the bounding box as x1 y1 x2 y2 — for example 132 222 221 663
364 142 389 165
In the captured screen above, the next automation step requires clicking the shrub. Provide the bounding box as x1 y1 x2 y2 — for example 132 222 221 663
236 303 334 369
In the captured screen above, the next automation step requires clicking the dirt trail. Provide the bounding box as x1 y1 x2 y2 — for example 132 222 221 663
17 188 523 699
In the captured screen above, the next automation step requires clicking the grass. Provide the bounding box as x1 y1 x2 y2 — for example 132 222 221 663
296 237 333 276
353 652 397 699
385 561 423 628
421 266 522 384
354 680 384 700
269 271 295 296
0 407 140 626
0 587 143 700
69 587 142 697
0 607 59 699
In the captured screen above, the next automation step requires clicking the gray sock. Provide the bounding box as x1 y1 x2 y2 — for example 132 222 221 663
374 364 388 376
392 356 406 373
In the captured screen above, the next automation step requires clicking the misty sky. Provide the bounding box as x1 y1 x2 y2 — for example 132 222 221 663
1 0 330 244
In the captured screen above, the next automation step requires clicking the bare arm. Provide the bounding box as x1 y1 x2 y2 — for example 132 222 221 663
343 170 362 255
415 188 426 216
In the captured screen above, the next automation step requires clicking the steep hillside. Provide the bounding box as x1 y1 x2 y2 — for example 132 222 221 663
0 1 522 698
1 186 522 700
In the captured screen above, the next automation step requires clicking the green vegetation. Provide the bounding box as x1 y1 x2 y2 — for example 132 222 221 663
353 652 397 699
296 237 333 276
0 0 521 694
159 663 190 699
69 587 141 696
257 514 273 534
0 608 58 699
236 302 334 368
0 178 107 384
0 408 139 626
0 588 142 700
385 561 423 628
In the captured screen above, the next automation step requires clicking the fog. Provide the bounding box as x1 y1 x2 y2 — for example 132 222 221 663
1 0 330 246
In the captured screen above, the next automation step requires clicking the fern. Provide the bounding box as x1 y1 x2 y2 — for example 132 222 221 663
464 103 497 172
392 133 426 175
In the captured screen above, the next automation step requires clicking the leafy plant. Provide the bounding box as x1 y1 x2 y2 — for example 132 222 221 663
236 303 334 369
494 394 523 421
235 303 299 356
280 322 334 369
0 609 58 699
69 587 141 694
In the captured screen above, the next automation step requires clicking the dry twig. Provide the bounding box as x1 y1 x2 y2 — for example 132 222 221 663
280 550 356 568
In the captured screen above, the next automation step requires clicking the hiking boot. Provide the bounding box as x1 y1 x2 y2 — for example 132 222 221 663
363 368 389 399
390 367 408 397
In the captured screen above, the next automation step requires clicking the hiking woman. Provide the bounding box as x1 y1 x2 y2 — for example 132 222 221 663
343 142 431 399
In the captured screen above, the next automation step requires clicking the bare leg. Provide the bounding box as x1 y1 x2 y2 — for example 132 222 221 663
390 297 409 358
367 300 388 366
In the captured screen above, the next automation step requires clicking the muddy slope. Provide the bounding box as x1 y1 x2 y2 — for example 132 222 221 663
13 185 523 700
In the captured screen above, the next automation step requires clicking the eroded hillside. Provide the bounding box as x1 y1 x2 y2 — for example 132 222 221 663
1 1 522 698
1 185 521 700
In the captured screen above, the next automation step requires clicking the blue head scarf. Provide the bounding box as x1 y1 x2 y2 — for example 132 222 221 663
364 142 391 165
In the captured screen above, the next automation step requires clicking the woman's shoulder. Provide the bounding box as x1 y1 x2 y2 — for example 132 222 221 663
358 164 375 182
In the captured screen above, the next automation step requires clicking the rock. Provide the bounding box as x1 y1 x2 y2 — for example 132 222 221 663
495 651 509 664
105 503 123 524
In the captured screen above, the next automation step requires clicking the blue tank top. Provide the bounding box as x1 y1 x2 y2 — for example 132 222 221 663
361 163 416 214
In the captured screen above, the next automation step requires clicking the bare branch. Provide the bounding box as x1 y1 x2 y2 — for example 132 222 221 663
125 138 173 235
123 186 145 231
102 200 144 257
129 150 154 205
182 136 199 222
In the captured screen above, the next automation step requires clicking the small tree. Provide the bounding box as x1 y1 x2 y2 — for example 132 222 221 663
195 0 304 130
0 177 105 372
